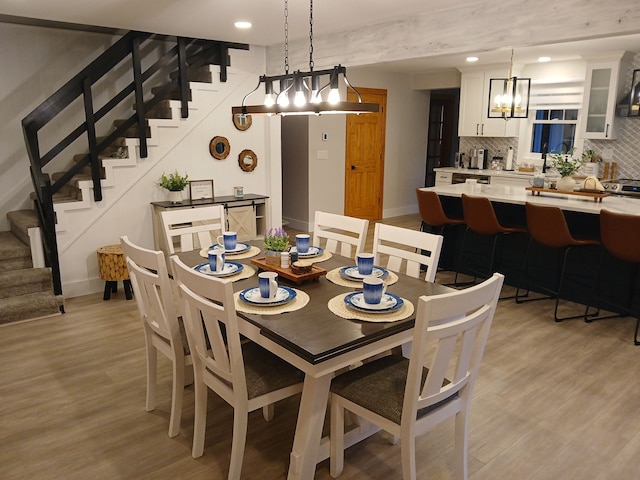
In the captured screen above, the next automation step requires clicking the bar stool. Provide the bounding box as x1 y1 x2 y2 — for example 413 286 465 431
455 194 526 287
584 209 640 344
516 202 599 322
415 189 465 234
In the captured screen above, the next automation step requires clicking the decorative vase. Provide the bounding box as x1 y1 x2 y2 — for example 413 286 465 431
264 249 281 266
168 190 183 203
556 176 576 192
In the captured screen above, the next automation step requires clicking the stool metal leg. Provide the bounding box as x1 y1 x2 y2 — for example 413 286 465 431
124 279 133 300
103 281 116 300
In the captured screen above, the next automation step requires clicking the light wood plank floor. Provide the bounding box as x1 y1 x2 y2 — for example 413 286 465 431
2 214 639 479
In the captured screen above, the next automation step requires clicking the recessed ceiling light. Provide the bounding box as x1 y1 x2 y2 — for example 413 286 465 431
466 56 479 62
234 21 252 29
538 56 551 62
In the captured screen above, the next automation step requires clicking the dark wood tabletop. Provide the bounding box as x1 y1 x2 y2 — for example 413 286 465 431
176 245 453 365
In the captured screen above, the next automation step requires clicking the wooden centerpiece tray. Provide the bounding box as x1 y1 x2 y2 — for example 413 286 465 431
525 186 610 203
251 257 327 284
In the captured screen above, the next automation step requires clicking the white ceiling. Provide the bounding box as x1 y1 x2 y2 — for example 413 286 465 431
1 0 639 74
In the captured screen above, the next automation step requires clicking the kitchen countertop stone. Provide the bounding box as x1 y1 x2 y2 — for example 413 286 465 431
422 183 640 216
434 167 535 178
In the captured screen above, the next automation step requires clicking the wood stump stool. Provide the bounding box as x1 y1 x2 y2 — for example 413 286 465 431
97 244 133 300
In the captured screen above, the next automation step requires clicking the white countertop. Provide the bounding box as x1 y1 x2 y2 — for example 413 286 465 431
422 183 640 216
434 167 535 179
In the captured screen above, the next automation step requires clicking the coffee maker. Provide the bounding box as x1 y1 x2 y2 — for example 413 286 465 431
469 147 488 169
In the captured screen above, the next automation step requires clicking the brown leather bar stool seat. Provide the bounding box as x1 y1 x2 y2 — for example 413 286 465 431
416 189 465 234
516 202 599 322
455 194 527 287
584 209 640 344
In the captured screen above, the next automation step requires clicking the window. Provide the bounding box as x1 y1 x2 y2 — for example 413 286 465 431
530 109 578 154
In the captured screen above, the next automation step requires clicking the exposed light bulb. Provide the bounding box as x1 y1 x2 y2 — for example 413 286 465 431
294 90 307 106
277 93 289 107
264 93 276 107
328 88 340 104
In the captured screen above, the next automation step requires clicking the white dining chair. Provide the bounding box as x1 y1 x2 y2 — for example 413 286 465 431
169 256 304 479
311 211 369 260
120 235 192 438
372 223 444 282
330 273 505 480
160 204 226 254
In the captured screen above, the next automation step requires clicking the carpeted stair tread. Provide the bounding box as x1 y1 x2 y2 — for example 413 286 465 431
0 268 54 299
0 232 32 271
7 210 38 245
0 291 63 325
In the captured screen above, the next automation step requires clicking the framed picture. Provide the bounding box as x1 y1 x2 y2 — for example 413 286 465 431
189 180 214 201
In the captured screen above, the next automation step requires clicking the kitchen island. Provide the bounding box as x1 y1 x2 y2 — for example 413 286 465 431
420 184 640 321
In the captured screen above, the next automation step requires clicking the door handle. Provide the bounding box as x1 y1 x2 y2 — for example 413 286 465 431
351 165 356 170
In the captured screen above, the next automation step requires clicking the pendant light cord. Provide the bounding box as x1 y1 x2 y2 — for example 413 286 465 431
284 0 289 74
309 0 314 71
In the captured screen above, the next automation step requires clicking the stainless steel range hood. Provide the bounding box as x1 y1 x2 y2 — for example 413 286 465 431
616 68 640 117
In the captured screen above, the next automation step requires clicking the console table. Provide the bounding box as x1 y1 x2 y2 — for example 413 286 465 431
151 193 269 253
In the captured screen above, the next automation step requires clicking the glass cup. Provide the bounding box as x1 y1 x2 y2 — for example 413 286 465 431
258 271 278 299
207 248 225 272
295 234 310 254
356 253 374 275
362 277 386 304
217 231 237 251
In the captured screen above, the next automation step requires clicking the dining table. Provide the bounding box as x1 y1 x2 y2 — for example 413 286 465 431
176 240 454 480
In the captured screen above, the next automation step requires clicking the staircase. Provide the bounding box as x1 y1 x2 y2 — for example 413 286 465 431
0 211 64 324
3 31 250 323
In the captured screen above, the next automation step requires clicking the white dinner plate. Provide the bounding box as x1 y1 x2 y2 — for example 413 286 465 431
344 292 403 313
339 266 389 281
297 246 324 258
210 243 251 254
194 261 243 277
239 286 297 306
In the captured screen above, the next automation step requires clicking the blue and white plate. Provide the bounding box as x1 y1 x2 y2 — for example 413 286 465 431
344 292 403 313
339 266 389 281
297 246 324 258
210 243 251 254
194 261 244 277
239 286 297 306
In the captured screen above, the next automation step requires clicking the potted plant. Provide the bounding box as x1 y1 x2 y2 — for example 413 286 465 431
547 149 587 192
157 170 189 203
263 227 289 265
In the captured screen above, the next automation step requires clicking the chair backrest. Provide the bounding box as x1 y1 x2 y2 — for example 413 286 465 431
461 194 503 236
160 204 226 254
600 209 640 263
120 236 181 348
404 272 504 426
416 189 460 227
372 223 443 282
525 202 575 249
312 211 369 259
169 255 248 402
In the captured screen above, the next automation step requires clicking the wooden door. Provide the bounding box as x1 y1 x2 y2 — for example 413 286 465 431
344 88 387 220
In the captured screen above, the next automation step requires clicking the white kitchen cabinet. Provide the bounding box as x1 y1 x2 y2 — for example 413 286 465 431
458 69 519 138
434 171 453 186
578 55 630 140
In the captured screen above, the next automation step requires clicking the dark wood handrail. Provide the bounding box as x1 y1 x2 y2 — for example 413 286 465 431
21 30 249 298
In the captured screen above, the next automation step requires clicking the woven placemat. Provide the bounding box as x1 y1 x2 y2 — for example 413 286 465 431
325 268 399 288
328 293 414 323
234 288 310 315
227 264 256 282
199 245 261 260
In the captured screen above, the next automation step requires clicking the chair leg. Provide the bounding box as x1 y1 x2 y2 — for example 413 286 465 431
400 433 417 480
634 317 640 346
145 341 157 412
454 228 476 287
454 409 470 480
584 250 606 322
228 410 249 480
330 398 345 478
191 380 208 458
168 357 184 438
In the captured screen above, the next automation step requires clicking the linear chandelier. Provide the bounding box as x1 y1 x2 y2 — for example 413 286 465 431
487 49 531 120
231 0 379 116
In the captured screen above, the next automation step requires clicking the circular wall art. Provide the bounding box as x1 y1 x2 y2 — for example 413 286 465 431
209 136 230 160
233 113 252 131
238 149 258 172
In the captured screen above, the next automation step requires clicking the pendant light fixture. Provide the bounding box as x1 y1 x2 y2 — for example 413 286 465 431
231 0 379 116
487 49 531 120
